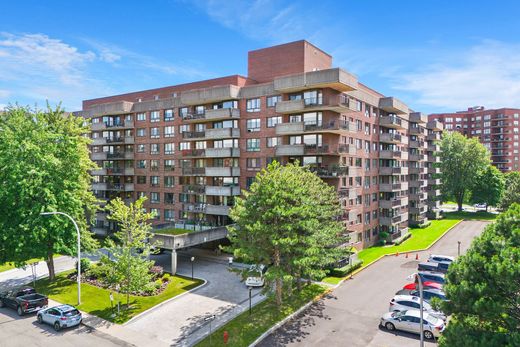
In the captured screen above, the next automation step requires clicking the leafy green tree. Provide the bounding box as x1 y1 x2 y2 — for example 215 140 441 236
0 106 97 280
439 131 490 211
499 172 520 210
439 204 520 347
105 197 156 306
227 161 347 306
470 165 505 211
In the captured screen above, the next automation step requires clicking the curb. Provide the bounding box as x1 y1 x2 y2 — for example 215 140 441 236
123 274 207 325
249 287 332 347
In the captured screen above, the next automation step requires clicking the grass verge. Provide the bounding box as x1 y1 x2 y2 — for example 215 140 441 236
35 271 203 324
194 284 326 347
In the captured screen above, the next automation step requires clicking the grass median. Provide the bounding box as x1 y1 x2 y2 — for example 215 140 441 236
34 270 203 324
194 283 326 347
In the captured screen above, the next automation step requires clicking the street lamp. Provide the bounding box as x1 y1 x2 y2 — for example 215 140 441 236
41 211 81 305
408 273 424 347
457 241 461 256
248 286 252 315
190 256 195 280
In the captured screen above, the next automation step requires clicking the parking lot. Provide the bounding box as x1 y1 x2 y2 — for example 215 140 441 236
259 220 490 347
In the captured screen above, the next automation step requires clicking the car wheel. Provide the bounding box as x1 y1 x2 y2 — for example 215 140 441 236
37 315 43 324
424 330 434 340
17 306 23 316
385 322 395 331
54 322 61 331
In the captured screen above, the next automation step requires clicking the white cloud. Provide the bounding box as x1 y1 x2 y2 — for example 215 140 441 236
393 40 520 110
0 89 10 98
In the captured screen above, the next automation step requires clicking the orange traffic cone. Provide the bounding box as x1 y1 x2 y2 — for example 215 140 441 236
415 253 419 260
396 252 399 257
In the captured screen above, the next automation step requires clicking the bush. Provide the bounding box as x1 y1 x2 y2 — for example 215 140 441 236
87 263 109 279
417 220 432 228
394 232 412 246
149 265 164 278
329 260 363 277
379 231 389 244
161 273 171 283
154 279 163 290
75 258 91 274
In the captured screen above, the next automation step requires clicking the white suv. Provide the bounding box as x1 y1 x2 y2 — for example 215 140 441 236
428 254 454 264
389 295 446 321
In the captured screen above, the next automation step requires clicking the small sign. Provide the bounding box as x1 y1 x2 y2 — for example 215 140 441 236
109 292 114 302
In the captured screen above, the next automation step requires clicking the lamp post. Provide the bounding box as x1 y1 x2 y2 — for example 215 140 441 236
248 286 252 315
190 256 195 280
409 274 424 347
41 211 81 305
457 241 461 257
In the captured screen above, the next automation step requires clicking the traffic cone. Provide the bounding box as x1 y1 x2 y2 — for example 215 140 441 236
396 252 399 257
415 253 419 260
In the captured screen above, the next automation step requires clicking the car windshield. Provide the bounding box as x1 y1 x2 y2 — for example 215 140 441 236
392 311 405 318
63 309 80 317
426 315 440 325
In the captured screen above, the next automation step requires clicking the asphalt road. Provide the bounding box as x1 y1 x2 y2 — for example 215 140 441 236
259 220 490 347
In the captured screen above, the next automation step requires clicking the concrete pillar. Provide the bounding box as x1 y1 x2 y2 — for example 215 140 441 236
171 249 177 275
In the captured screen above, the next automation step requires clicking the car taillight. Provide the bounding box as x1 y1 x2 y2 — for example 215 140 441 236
435 325 442 331
60 317 67 320
23 302 29 308
389 302 394 306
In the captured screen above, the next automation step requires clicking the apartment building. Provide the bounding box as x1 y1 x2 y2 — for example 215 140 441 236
429 106 520 172
76 40 443 250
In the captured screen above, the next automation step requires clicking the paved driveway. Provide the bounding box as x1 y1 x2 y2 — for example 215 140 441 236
259 220 490 347
125 250 262 346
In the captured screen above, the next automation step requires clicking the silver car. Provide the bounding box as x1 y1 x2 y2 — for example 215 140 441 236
389 295 446 321
380 309 445 340
37 305 82 331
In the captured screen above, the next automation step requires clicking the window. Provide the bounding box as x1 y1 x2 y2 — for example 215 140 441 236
213 100 238 109
289 136 302 145
267 116 282 128
136 128 146 137
164 143 174 155
267 95 281 107
150 176 160 187
164 109 174 121
267 137 280 147
150 192 160 203
137 113 146 121
150 160 159 171
164 193 175 204
247 118 261 132
150 111 160 122
289 114 302 123
164 209 174 221
246 177 255 189
179 142 190 150
247 158 261 170
164 159 175 171
164 176 175 187
150 143 159 154
214 139 238 148
137 176 146 184
195 105 205 115
150 208 160 219
179 124 189 133
137 160 146 169
445 117 453 122
179 107 189 118
164 126 174 137
137 144 145 153
246 138 260 151
246 98 261 112
150 127 160 138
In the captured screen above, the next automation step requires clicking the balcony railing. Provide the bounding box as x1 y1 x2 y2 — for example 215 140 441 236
183 184 205 194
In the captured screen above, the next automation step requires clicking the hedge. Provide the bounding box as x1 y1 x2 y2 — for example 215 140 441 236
328 260 363 277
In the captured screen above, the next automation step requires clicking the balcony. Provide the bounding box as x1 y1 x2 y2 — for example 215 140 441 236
348 167 361 177
91 120 134 131
309 166 348 178
181 167 206 176
275 144 305 156
182 203 206 213
409 112 428 123
92 183 107 191
427 120 443 131
275 120 355 135
205 166 241 177
379 133 408 144
205 128 240 139
380 115 408 129
380 182 409 192
379 166 408 175
427 133 441 141
91 167 134 176
408 167 424 174
182 108 240 122
205 147 240 158
106 152 134 160
273 68 357 93
427 167 441 174
380 215 404 225
428 178 441 186
408 153 425 161
409 127 426 136
379 97 408 114
275 94 358 114
409 180 425 188
409 140 425 148
180 85 240 105
338 188 357 199
380 150 407 160
428 189 441 197
182 131 206 140
205 185 241 196
427 144 440 152
205 204 231 216
304 143 355 155
181 149 206 158
379 198 403 209
182 184 206 194
410 192 427 201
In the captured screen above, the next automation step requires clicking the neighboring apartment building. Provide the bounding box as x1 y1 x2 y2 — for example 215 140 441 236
76 40 443 250
429 106 520 172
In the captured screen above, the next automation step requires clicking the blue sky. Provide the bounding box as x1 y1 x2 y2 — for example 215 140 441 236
1 0 520 113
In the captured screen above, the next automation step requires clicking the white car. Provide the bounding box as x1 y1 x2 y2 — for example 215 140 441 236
245 264 266 287
474 203 487 209
37 305 82 331
428 254 455 264
389 295 446 321
380 309 445 340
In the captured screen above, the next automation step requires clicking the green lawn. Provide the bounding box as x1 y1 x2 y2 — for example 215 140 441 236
0 256 62 273
35 271 203 324
154 227 195 236
195 284 326 347
443 210 497 221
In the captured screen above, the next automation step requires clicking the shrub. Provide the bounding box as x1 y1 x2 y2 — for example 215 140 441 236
329 260 363 277
379 231 389 244
154 279 163 290
149 265 164 278
75 258 91 274
87 263 109 279
161 273 171 283
418 220 432 228
394 232 412 246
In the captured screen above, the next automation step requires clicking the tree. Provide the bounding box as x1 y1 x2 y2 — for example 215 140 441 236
439 131 490 211
470 165 505 211
0 105 97 280
227 161 348 306
499 172 520 210
439 204 520 347
104 197 156 306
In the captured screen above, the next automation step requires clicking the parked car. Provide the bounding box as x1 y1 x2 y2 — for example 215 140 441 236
380 309 445 340
428 254 455 264
418 271 446 285
474 203 487 209
37 305 82 331
403 281 443 290
389 295 446 321
418 261 449 274
245 264 267 287
396 288 447 302
0 286 48 316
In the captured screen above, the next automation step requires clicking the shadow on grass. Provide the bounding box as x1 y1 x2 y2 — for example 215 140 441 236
443 211 497 221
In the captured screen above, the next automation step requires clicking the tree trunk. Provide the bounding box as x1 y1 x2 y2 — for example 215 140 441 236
46 251 55 281
274 247 282 306
296 268 302 292
457 191 464 212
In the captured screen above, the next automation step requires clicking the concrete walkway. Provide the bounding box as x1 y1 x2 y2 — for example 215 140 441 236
125 250 266 346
